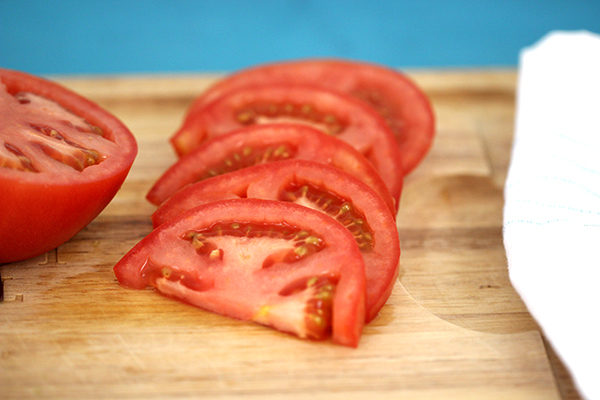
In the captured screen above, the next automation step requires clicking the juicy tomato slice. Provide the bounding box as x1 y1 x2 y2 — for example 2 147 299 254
0 68 137 263
114 198 366 347
170 84 403 199
178 59 434 174
148 124 397 213
153 160 400 322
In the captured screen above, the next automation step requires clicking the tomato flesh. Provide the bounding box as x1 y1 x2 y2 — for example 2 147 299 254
178 59 434 174
148 124 397 213
114 199 366 346
1 91 114 174
152 160 400 322
171 84 403 201
0 69 137 263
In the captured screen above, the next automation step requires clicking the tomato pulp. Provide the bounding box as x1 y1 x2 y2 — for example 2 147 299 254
114 199 366 347
0 68 137 263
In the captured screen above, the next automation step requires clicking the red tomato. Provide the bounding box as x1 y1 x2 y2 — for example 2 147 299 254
0 68 137 263
170 84 403 200
148 124 397 213
153 160 400 322
177 59 434 174
114 198 366 347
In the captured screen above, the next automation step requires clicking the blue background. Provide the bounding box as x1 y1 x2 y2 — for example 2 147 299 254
1 1 599 75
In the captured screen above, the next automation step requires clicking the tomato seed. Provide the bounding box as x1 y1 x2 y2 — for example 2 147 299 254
209 249 223 260
236 110 255 123
90 125 104 136
294 246 308 257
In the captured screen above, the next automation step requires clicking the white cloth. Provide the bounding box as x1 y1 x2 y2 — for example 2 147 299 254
504 31 600 400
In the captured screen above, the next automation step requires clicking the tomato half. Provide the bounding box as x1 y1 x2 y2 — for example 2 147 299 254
177 59 434 174
170 84 403 200
148 124 397 213
153 160 400 322
114 198 366 347
0 68 137 263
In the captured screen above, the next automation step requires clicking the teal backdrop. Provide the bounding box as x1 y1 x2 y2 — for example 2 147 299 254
1 1 599 75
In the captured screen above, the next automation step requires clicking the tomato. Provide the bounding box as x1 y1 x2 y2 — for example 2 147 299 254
148 124 397 213
176 59 434 174
153 160 400 322
0 68 137 263
114 198 366 347
170 84 403 200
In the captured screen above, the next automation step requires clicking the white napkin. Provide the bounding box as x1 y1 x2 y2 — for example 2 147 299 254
504 31 600 399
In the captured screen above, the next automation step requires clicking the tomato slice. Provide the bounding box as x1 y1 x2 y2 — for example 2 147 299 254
0 68 137 263
177 59 434 174
148 124 397 213
153 160 400 322
114 198 366 347
170 84 403 199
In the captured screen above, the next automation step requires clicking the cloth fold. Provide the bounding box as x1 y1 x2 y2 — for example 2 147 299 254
504 31 600 400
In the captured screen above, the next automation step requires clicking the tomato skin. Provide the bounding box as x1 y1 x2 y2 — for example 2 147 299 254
178 59 434 174
0 172 130 263
152 160 400 322
149 124 397 213
0 68 137 263
171 84 403 201
114 199 366 347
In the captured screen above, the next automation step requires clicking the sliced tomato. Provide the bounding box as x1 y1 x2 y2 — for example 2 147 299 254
148 124 397 213
0 68 137 263
153 160 400 322
177 59 434 174
170 84 403 199
114 198 366 347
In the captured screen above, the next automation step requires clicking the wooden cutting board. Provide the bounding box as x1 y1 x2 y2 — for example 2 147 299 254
0 71 575 399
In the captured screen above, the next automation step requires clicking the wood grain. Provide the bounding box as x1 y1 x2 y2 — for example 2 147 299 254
0 70 575 399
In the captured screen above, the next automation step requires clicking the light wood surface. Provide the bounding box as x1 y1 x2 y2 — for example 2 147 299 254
0 70 576 399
